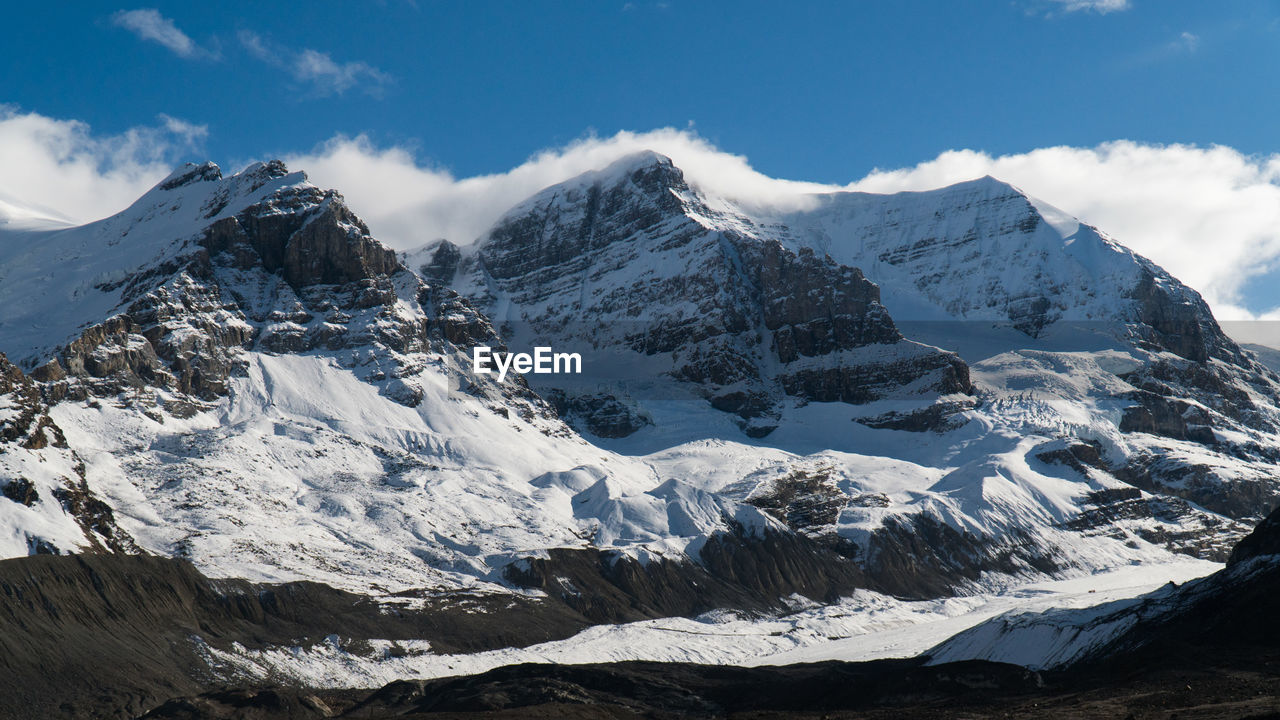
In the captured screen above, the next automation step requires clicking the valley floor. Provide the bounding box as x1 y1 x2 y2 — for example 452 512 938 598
203 558 1216 688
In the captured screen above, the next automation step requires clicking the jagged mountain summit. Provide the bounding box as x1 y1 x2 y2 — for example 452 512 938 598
429 151 973 438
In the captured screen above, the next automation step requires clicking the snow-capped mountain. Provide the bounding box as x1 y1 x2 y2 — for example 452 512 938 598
2 149 1279 620
8 148 1280 717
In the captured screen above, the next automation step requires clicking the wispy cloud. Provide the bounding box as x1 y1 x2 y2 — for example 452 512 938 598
1174 31 1200 52
1124 29 1204 66
158 114 209 145
239 31 391 98
1047 0 1131 13
111 8 213 59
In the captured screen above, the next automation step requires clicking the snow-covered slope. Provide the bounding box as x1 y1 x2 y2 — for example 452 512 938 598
0 193 72 232
0 351 135 558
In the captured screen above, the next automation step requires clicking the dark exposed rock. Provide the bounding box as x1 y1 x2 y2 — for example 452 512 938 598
1127 267 1242 364
1 478 38 507
504 525 872 623
1121 357 1277 434
855 401 973 433
746 466 847 535
1118 390 1216 445
159 161 223 191
0 553 595 720
864 514 1062 598
1115 452 1280 522
1034 440 1106 475
417 238 462 286
1226 504 1280 566
52 471 139 555
1061 486 1242 561
202 196 398 292
752 245 899 359
0 352 61 449
545 390 651 438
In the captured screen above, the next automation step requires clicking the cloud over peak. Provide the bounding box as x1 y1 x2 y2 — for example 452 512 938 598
3 109 1280 323
287 130 1280 322
0 108 205 225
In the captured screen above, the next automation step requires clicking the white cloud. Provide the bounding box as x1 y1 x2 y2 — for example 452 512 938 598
239 31 390 97
287 130 1280 323
111 9 211 59
0 108 205 225
1047 0 1131 13
1175 31 1200 52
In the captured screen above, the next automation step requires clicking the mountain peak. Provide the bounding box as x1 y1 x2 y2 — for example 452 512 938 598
241 158 293 182
605 149 676 173
158 161 223 191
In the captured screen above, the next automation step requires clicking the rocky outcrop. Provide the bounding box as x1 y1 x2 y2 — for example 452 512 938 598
863 514 1062 598
1226 504 1280 565
504 524 873 623
0 352 61 450
1103 353 1280 523
0 353 136 555
745 465 848 535
461 152 971 436
1127 267 1243 364
416 238 462 287
39 161 517 413
546 389 651 438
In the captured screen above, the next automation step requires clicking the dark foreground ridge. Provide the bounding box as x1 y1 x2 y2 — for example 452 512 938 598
0 554 589 720
137 658 1280 719
8 506 1280 718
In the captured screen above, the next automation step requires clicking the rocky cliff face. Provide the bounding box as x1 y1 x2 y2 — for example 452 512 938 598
784 177 1245 362
27 161 526 416
447 153 971 437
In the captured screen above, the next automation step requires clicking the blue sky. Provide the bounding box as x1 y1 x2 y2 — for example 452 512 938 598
5 1 1280 321
6 1 1276 180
